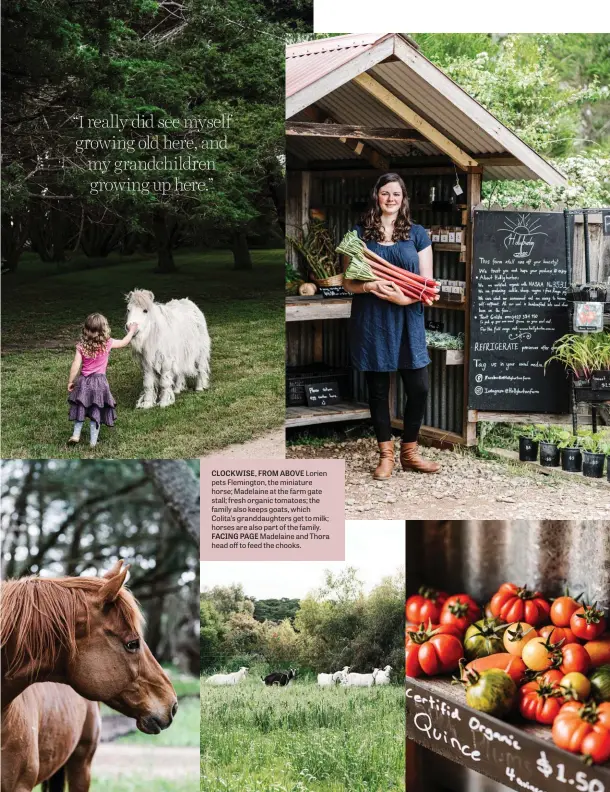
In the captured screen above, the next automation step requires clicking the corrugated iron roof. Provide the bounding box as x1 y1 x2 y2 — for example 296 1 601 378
286 34 566 185
286 34 393 98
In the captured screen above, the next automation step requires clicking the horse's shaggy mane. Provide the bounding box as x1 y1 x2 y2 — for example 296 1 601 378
0 576 143 680
125 289 154 310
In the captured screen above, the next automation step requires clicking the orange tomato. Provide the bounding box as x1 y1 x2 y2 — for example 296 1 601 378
503 622 538 656
584 634 610 668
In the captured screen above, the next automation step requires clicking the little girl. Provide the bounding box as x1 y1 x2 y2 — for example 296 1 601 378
67 313 138 447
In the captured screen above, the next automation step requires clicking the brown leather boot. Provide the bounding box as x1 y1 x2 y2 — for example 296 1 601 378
373 440 395 481
400 441 440 474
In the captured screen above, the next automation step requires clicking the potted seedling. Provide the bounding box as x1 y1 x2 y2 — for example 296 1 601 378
579 431 606 479
536 425 569 468
558 433 583 473
599 437 610 483
589 333 610 394
518 425 541 462
545 333 601 388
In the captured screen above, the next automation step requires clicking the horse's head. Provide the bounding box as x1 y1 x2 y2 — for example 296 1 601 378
125 289 155 339
67 560 178 734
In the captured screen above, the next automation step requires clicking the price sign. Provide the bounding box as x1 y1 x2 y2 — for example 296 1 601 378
536 751 606 791
406 678 610 792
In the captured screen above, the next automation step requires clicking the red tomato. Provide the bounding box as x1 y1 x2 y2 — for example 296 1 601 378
581 729 610 764
405 622 461 645
553 701 610 762
419 634 464 675
551 595 582 628
557 643 590 675
405 643 424 677
570 604 608 642
440 594 481 633
405 632 463 677
406 587 448 624
539 625 579 646
537 669 565 687
519 678 564 724
490 583 551 627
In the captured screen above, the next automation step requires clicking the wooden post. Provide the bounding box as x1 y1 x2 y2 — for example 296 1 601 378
463 170 482 446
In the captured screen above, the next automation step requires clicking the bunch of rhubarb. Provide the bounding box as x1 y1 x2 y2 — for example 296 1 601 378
337 230 439 303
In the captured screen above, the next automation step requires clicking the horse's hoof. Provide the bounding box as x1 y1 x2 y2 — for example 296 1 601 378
136 398 155 409
158 394 175 408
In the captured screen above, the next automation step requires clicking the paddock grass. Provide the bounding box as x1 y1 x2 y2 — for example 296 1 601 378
90 781 196 792
200 677 405 792
1 249 284 458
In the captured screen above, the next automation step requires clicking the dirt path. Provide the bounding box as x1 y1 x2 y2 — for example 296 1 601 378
93 744 199 778
287 438 609 520
206 427 286 458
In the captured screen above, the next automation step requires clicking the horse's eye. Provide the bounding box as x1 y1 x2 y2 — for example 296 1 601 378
125 639 140 653
143 309 148 314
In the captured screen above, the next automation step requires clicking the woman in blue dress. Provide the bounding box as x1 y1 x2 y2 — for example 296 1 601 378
343 172 440 480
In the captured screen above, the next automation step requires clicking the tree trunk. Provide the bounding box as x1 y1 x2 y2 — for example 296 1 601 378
152 210 177 272
141 461 199 546
231 231 252 270
1 211 28 271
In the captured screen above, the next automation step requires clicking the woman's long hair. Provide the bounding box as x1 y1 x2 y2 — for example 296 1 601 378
78 313 110 358
360 172 412 242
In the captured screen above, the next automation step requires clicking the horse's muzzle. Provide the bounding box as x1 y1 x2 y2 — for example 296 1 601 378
137 699 178 734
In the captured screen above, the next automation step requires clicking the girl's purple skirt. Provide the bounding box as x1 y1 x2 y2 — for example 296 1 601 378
68 373 116 427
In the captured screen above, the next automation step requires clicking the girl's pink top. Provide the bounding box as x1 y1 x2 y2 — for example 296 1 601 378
77 338 114 376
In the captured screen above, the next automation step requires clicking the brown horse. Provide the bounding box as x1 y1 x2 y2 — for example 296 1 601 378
1 560 178 792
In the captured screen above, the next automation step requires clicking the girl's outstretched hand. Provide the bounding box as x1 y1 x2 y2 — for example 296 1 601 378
128 323 139 332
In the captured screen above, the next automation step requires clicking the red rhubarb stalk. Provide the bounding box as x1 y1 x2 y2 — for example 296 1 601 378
362 247 438 288
369 261 438 297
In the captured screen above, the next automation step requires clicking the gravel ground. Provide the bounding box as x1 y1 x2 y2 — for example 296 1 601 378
287 438 609 520
205 427 285 458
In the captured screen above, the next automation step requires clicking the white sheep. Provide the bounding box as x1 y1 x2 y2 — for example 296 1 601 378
317 666 350 687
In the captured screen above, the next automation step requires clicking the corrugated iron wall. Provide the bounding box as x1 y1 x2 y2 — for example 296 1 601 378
406 520 610 792
313 172 467 434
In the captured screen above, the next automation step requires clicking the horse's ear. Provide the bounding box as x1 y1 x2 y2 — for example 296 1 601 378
144 289 155 302
99 561 130 603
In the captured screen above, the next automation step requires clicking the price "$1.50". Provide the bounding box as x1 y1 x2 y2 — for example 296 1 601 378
536 751 605 791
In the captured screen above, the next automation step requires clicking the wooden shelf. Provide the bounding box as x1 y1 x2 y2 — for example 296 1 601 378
286 296 352 322
407 675 610 791
286 400 370 428
428 348 464 365
429 300 466 311
433 242 463 252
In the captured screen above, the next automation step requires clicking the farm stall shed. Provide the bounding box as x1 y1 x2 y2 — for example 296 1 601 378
406 520 610 792
285 33 570 446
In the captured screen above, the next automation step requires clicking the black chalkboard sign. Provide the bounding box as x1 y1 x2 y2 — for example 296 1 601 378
407 677 610 792
305 382 341 407
468 210 570 413
319 286 351 299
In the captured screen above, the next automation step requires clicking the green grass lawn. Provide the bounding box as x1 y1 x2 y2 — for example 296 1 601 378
200 678 405 792
1 249 284 458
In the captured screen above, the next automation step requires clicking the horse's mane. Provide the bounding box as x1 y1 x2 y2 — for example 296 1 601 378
0 576 143 680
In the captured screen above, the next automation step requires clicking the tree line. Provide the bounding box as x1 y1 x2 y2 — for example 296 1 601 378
200 569 405 678
2 0 312 272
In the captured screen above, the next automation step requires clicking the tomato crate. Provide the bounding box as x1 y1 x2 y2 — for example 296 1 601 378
406 675 610 792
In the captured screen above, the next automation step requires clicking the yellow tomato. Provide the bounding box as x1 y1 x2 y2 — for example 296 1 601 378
522 636 553 671
503 622 538 656
560 672 591 701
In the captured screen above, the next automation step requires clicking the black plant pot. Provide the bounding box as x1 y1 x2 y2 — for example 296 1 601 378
539 441 560 467
561 447 582 473
583 451 605 479
518 436 539 462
